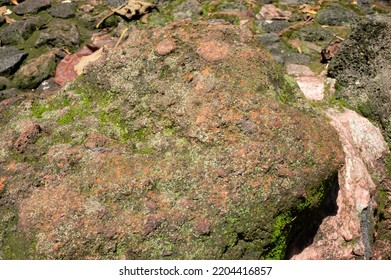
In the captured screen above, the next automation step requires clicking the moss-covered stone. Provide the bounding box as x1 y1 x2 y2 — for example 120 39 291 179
0 21 344 259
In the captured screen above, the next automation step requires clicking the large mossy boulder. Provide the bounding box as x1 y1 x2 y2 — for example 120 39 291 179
0 21 343 259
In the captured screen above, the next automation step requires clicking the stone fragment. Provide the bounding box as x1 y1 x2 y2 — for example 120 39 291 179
291 109 389 260
295 76 324 101
257 33 280 46
14 123 42 154
35 22 80 50
47 3 76 19
173 0 201 20
316 4 359 26
13 0 51 15
286 64 325 101
154 38 176 56
13 51 58 89
0 87 17 102
34 79 61 95
0 17 45 45
0 46 28 76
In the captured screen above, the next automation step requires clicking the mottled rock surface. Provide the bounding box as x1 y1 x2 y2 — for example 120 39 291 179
290 109 389 259
13 0 51 15
0 47 28 76
328 14 391 142
0 17 45 45
328 13 391 260
316 4 359 26
0 21 344 260
48 3 77 19
34 21 81 50
12 51 58 89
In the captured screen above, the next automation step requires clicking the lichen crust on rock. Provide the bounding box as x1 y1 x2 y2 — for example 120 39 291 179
0 21 344 260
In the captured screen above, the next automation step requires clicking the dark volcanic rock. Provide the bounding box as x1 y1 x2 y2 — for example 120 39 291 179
292 25 334 42
328 14 391 142
0 46 28 76
0 17 45 45
47 3 76 19
259 20 290 33
327 14 391 259
13 0 51 15
257 33 280 46
316 4 359 26
35 21 80 50
0 21 344 260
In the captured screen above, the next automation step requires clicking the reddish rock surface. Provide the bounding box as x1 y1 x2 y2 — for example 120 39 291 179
0 21 344 260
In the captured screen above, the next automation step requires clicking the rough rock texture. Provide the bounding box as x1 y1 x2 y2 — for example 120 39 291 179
290 109 389 259
0 88 17 102
328 14 391 143
0 17 45 46
12 51 58 89
0 47 28 76
286 64 325 101
47 3 77 19
13 0 51 15
0 77 10 91
0 21 344 259
327 13 391 260
316 4 359 26
34 21 81 50
173 0 202 20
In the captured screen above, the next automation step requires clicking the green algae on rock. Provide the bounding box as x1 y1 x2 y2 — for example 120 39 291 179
0 20 344 259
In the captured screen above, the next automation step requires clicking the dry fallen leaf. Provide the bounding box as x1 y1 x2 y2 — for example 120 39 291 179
260 4 291 20
0 6 7 16
299 4 320 15
11 0 18 6
288 38 302 54
74 48 103 75
52 45 100 86
321 38 343 63
4 15 16 23
96 0 157 28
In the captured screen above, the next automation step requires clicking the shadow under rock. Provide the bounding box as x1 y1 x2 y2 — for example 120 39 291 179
286 175 340 259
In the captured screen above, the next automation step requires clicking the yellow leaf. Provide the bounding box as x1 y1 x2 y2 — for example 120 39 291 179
308 10 318 15
288 38 302 54
4 15 16 23
11 0 18 6
0 6 7 16
74 48 103 75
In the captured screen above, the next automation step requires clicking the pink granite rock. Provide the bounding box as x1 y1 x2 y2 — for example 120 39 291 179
290 109 389 259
